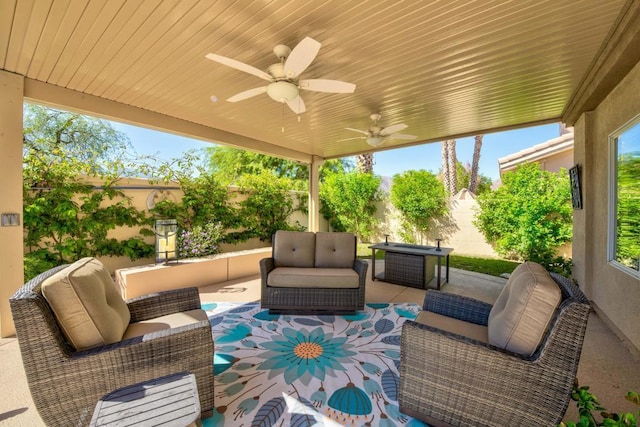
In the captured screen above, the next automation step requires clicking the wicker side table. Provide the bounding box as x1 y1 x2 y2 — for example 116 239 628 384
370 243 453 290
383 251 436 288
90 372 201 427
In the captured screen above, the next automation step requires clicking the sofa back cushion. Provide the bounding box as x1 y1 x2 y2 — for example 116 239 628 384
273 230 316 268
487 262 562 356
41 257 131 350
315 232 356 268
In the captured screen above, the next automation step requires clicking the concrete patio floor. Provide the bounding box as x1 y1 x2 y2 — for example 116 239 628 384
1 262 639 426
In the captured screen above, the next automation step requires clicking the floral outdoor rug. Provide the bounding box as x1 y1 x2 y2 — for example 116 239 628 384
201 302 429 427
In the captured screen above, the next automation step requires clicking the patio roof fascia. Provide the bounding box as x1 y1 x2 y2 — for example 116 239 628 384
563 0 640 125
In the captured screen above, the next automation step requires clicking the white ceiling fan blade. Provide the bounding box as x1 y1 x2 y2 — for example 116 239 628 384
299 79 356 93
345 127 369 136
388 133 417 140
287 96 306 114
205 53 272 81
283 36 321 78
380 123 408 135
227 86 267 102
337 136 365 142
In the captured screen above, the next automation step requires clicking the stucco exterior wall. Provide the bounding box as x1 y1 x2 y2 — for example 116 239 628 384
371 191 500 257
0 71 24 337
538 150 574 174
574 59 640 353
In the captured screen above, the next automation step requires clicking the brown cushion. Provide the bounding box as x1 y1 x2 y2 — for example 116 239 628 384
267 267 360 288
273 230 316 268
122 309 208 340
488 262 561 356
314 232 356 268
41 257 130 350
415 310 489 344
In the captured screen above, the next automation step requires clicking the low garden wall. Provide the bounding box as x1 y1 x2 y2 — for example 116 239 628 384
115 247 271 299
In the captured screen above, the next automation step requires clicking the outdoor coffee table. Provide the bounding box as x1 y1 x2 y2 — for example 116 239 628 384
89 372 200 427
370 242 453 290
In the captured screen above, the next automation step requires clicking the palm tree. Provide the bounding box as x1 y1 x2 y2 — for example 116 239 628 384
469 134 483 193
356 153 374 173
441 140 457 195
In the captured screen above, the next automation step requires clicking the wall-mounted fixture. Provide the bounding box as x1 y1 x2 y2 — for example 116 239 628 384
1 213 20 227
154 219 178 264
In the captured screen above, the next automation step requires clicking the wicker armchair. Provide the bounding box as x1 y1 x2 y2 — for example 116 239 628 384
399 272 591 427
10 264 215 427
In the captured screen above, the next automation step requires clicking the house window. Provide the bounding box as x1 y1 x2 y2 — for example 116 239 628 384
609 118 640 277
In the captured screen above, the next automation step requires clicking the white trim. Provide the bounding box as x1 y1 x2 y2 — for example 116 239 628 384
607 113 640 279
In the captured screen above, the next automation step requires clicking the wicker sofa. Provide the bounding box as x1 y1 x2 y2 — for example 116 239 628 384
10 257 215 427
260 230 368 313
398 262 591 427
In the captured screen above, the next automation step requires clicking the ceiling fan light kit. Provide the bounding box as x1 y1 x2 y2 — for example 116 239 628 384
267 81 299 102
366 136 385 147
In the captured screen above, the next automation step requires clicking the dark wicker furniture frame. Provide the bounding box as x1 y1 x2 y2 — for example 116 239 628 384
10 265 215 427
399 272 591 427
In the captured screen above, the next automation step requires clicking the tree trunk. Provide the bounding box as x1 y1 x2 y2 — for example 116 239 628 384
356 153 374 174
469 134 483 193
441 142 450 192
447 139 457 195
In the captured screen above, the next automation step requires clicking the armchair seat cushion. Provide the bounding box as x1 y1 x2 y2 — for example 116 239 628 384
41 257 130 350
488 261 562 356
267 267 360 288
415 310 489 344
123 309 208 339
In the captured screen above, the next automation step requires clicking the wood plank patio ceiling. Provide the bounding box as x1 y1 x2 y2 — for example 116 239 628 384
0 0 629 160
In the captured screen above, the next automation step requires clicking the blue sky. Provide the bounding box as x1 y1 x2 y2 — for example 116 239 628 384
112 121 562 182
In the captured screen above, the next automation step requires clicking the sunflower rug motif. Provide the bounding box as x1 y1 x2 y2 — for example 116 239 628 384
201 302 429 427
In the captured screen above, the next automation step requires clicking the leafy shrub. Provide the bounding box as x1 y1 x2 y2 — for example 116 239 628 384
474 163 572 262
177 222 225 258
319 171 382 242
237 172 305 242
560 380 640 427
391 170 447 242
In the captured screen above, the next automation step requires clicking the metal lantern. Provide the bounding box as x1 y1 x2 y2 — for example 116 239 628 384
154 219 178 264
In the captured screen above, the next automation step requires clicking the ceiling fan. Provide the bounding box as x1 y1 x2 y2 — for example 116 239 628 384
206 37 356 114
344 113 417 146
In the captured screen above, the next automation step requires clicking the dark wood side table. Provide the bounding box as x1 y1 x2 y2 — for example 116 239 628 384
90 372 201 427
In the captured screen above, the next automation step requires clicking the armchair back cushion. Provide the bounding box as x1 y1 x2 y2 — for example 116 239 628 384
41 257 130 350
488 261 561 356
315 232 356 268
273 230 316 267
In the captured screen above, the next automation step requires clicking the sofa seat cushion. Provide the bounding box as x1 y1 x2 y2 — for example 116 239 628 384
315 232 356 268
122 309 208 340
488 262 562 356
41 257 131 350
416 310 489 344
273 230 316 268
267 267 360 288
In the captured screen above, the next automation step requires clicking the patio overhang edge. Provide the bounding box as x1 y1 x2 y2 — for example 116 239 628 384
563 0 640 125
23 78 313 165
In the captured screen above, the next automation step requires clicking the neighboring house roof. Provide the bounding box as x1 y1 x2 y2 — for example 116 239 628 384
498 127 574 175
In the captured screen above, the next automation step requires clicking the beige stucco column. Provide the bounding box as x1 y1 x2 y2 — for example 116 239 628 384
308 155 324 232
0 70 24 337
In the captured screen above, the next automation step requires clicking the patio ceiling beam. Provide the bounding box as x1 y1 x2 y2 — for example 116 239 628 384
563 0 640 125
23 79 313 165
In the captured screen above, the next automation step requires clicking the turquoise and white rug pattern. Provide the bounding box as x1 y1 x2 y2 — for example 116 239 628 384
201 302 428 427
